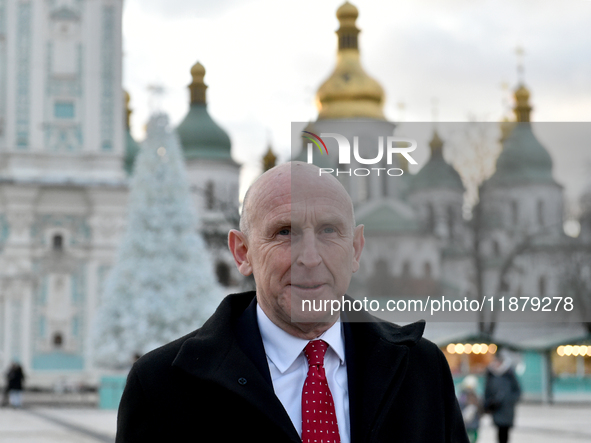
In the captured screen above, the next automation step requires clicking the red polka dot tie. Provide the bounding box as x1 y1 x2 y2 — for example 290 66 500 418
301 340 340 443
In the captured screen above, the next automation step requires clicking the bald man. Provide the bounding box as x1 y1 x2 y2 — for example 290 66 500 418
116 162 468 443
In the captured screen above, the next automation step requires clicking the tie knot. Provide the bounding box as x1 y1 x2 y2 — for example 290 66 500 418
303 339 328 367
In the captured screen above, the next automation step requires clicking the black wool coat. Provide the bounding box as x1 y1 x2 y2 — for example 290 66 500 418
484 367 521 427
116 292 468 443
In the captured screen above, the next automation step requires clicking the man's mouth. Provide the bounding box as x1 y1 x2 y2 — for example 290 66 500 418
292 283 324 290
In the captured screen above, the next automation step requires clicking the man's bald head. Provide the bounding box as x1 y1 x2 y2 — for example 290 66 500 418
228 161 365 339
240 162 355 238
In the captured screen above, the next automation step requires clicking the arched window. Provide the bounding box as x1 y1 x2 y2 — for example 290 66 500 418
402 261 411 277
52 234 63 251
537 200 544 226
538 276 546 297
426 204 435 233
511 200 519 225
369 258 394 297
216 262 231 287
447 206 454 239
53 332 63 348
205 181 215 210
423 262 432 278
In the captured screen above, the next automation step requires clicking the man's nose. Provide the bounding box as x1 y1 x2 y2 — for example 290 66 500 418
295 232 322 268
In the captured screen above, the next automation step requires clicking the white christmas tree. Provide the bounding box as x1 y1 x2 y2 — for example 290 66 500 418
93 113 222 368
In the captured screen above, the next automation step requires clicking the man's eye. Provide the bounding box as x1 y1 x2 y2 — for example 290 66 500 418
278 228 291 236
323 227 336 234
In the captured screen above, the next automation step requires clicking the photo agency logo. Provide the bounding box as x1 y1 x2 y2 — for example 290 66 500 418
302 131 419 176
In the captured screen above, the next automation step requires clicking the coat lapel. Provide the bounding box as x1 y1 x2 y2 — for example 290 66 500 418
171 292 301 442
168 291 425 443
234 297 274 387
344 309 425 443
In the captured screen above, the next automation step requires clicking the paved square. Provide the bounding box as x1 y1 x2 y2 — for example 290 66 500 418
0 403 590 442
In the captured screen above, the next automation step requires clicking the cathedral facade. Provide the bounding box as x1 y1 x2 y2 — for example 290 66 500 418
298 2 590 360
0 0 128 386
0 1 241 387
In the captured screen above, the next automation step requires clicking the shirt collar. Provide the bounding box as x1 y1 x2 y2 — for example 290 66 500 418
256 304 346 374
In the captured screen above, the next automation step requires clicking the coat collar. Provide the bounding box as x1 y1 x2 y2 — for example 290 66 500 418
342 302 425 443
171 292 425 443
171 292 300 441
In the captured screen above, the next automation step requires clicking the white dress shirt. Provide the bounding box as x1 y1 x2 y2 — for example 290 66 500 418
257 305 350 443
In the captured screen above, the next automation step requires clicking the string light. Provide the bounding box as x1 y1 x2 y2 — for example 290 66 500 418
445 343 498 355
556 345 591 357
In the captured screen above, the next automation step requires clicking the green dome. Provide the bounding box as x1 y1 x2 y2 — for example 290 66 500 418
487 123 555 187
410 152 464 193
409 131 464 194
177 104 232 161
176 62 233 162
124 129 140 175
357 202 419 233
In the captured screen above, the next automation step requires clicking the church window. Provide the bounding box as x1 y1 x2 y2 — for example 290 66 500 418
447 206 454 239
52 234 64 251
369 259 393 297
53 332 63 348
206 181 215 210
54 102 75 119
511 201 518 225
426 204 435 233
538 276 546 297
215 262 231 287
402 261 411 277
537 200 544 226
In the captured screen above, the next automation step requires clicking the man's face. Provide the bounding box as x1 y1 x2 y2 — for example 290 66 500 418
240 166 364 336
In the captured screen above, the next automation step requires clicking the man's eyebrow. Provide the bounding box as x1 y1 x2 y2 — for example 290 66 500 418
316 215 349 226
267 218 292 229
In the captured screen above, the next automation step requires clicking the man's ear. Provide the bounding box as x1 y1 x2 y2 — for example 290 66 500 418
228 229 253 276
351 224 365 274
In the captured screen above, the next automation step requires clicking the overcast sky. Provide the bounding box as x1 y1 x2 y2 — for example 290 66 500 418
122 0 591 210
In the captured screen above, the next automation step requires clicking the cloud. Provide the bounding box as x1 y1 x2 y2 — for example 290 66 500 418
127 0 251 19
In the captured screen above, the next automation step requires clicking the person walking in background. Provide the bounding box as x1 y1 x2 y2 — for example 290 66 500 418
7 362 25 408
484 350 521 443
459 375 482 443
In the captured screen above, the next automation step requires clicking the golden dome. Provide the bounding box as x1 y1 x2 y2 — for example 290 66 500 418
514 83 530 104
189 61 208 104
337 2 358 23
191 61 205 80
262 145 277 172
316 2 385 120
513 83 532 122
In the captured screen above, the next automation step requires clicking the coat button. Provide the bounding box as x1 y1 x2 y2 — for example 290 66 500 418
238 377 247 385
